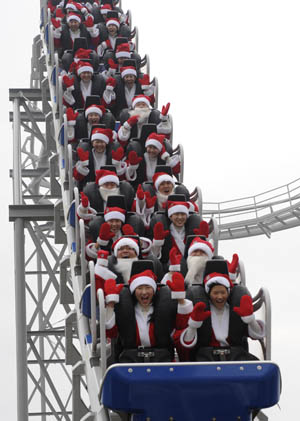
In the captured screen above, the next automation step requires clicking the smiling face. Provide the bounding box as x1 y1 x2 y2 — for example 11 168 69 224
146 145 160 159
135 285 154 307
68 19 80 32
123 74 136 88
107 24 118 36
170 212 187 228
92 139 106 153
190 249 208 257
117 245 137 259
157 180 174 196
80 71 93 82
107 218 122 234
87 112 101 125
209 285 229 310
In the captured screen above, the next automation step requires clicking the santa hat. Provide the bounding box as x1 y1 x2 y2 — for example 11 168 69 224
132 94 150 109
85 105 105 118
115 43 131 59
152 172 175 191
74 48 92 61
120 66 137 79
128 270 157 294
66 12 82 23
76 61 93 75
104 207 126 223
145 133 165 152
106 17 120 28
188 237 214 259
91 128 113 144
203 272 233 294
66 1 79 12
167 201 189 218
112 237 139 257
96 169 119 186
101 3 112 14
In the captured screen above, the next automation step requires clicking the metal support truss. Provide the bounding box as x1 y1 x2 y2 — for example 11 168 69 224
9 33 76 421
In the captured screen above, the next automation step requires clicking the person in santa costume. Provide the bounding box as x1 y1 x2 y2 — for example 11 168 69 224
116 96 171 146
103 265 193 363
62 60 106 109
177 261 265 362
52 10 100 57
96 13 131 57
82 168 135 212
73 127 123 189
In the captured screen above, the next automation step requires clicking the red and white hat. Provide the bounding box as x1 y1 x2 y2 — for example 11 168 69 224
129 270 157 294
188 237 214 259
132 94 150 108
66 1 79 12
112 237 139 257
203 272 233 294
74 48 92 61
115 43 131 59
91 128 113 144
106 17 120 28
96 169 119 186
120 66 137 79
100 3 112 14
152 172 175 191
167 201 189 218
104 207 126 223
145 133 165 152
76 60 93 75
85 105 105 118
66 12 82 23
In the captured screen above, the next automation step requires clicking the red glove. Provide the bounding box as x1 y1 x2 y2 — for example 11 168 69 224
166 272 185 299
55 8 65 19
124 115 139 130
51 17 61 28
139 74 150 86
188 302 211 328
171 160 181 175
233 295 253 318
145 191 157 209
127 150 142 166
96 249 109 266
104 279 124 303
66 107 78 125
63 75 74 88
193 220 210 237
122 224 137 235
111 147 125 162
169 246 181 271
80 192 89 208
84 15 94 28
136 184 145 200
153 222 169 240
98 222 115 244
161 102 170 116
106 76 117 88
77 147 89 162
228 253 239 281
108 59 118 71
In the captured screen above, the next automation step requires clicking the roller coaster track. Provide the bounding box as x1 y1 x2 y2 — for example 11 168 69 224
8 1 284 420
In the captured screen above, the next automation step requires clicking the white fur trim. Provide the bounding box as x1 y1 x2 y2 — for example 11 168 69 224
241 314 255 324
188 318 203 329
188 242 213 259
98 174 119 186
96 258 108 267
85 106 103 118
116 50 131 59
168 204 189 218
104 211 125 223
129 276 156 294
85 243 98 259
77 65 94 75
204 276 230 293
95 265 117 280
171 290 185 300
177 299 193 315
152 238 165 247
97 237 109 246
106 18 120 28
169 264 181 272
106 294 119 304
132 96 150 108
114 237 139 257
67 14 81 23
105 312 116 330
145 138 162 151
154 174 174 190
121 68 137 78
161 151 169 160
180 327 198 348
91 132 109 144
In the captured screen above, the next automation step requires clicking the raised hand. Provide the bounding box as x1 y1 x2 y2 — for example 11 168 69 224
104 278 124 303
166 272 185 299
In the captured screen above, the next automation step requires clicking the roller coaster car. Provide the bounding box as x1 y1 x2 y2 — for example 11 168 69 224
61 38 100 73
75 95 116 132
91 1 124 25
98 11 131 41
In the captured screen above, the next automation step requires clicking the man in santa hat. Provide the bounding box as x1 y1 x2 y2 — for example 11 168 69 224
63 60 106 109
103 265 193 362
184 237 214 285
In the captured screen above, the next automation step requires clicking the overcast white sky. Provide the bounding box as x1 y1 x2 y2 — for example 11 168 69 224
1 1 300 419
